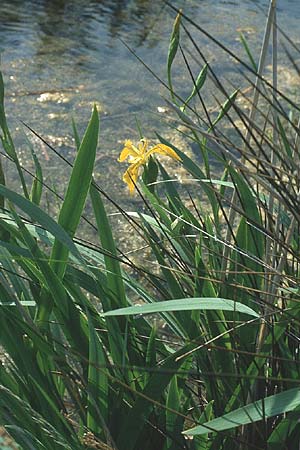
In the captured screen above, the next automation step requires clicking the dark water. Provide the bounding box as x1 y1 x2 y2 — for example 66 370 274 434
0 0 299 205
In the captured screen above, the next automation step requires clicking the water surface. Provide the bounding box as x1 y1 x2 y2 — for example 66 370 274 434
0 0 299 208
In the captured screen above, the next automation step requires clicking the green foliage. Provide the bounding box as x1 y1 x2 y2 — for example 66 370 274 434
167 10 182 102
184 388 300 435
0 3 300 449
103 298 258 318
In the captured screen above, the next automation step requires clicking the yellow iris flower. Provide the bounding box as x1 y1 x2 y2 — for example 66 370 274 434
118 138 182 194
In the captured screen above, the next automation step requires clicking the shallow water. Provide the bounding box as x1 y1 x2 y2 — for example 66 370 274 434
0 0 299 208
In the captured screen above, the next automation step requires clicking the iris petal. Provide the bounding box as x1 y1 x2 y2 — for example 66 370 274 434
146 144 181 161
123 162 141 195
118 140 140 162
118 138 181 194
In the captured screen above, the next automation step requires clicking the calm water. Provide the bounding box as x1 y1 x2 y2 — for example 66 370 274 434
0 0 299 206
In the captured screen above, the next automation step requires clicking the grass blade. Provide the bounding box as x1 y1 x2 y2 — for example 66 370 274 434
103 297 259 318
184 387 300 436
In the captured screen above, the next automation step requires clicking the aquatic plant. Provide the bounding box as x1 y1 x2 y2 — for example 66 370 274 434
118 138 181 194
0 0 300 449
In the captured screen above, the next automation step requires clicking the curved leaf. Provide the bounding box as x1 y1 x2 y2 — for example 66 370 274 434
184 388 300 436
103 297 259 318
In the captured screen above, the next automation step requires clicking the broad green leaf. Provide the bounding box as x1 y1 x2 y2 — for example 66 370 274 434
9 207 70 318
228 166 264 302
90 183 128 365
182 64 208 111
90 184 127 309
50 105 99 279
103 297 259 318
166 376 185 450
184 387 300 436
167 10 181 101
0 185 83 263
0 301 35 306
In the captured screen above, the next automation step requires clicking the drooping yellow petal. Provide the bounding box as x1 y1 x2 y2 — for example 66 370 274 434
123 162 141 195
146 143 182 162
118 140 140 162
118 138 181 195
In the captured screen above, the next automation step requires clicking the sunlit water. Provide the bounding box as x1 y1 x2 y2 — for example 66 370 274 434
0 0 299 217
